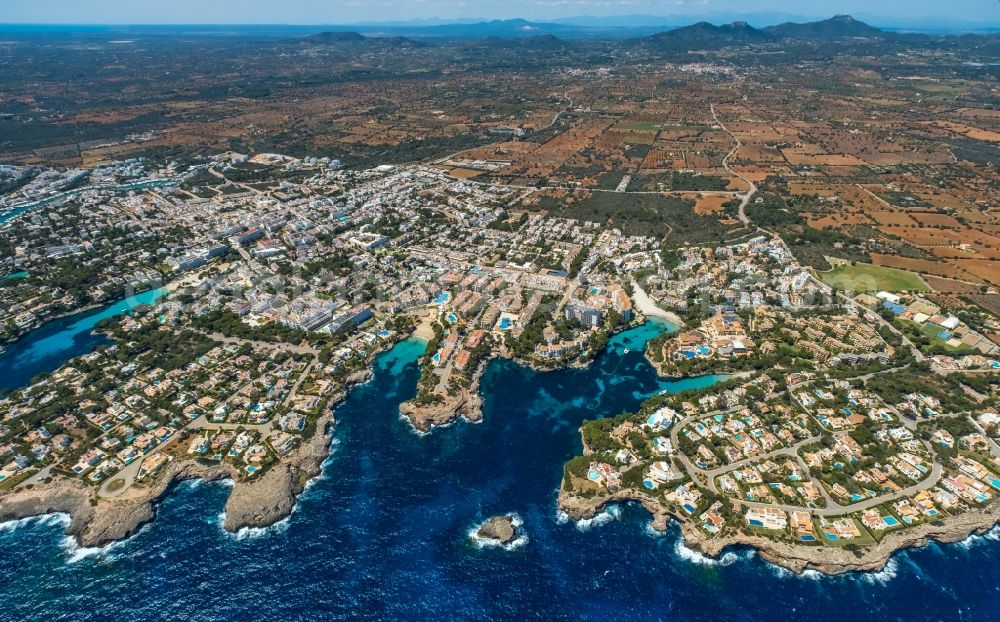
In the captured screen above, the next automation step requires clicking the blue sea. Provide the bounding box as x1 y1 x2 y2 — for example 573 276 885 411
0 288 165 390
0 320 998 621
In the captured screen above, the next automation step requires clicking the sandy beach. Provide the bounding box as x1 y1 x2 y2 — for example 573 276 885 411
631 281 684 327
411 307 438 342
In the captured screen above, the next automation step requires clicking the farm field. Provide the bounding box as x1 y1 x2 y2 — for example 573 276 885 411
820 263 930 293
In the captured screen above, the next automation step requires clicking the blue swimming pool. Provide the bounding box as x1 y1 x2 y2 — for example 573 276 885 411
883 516 899 527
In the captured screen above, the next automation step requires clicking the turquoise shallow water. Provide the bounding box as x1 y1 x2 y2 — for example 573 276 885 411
0 320 998 620
0 287 165 390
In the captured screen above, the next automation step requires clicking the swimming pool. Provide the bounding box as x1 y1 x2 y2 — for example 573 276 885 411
642 480 655 489
883 516 899 527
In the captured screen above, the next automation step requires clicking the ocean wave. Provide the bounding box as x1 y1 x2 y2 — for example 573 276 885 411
61 523 149 565
955 524 1000 550
859 557 899 585
673 538 748 567
0 513 70 534
572 505 622 531
768 564 824 581
303 438 342 493
468 514 528 552
642 522 667 538
227 516 292 541
398 412 432 437
218 505 296 540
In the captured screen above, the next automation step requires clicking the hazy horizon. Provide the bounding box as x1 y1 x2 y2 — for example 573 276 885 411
2 0 997 28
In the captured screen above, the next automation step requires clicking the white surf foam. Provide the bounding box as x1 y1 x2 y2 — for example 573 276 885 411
468 513 528 552
61 522 149 565
859 557 899 585
673 537 745 567
0 513 68 534
572 504 622 531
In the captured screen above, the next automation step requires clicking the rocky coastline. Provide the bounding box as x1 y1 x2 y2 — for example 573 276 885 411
399 318 658 433
557 487 1000 575
399 359 488 433
0 368 372 548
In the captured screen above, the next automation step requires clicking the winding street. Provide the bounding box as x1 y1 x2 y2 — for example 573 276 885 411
711 102 757 227
668 410 945 518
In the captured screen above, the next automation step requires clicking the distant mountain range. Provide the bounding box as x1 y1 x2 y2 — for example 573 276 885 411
0 16 1000 40
634 15 912 50
640 20 772 49
296 15 995 45
766 15 892 40
297 15 997 50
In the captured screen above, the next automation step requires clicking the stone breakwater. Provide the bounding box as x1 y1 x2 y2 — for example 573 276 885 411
557 488 1000 576
0 368 373 548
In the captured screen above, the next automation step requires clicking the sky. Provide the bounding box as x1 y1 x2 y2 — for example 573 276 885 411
1 0 996 26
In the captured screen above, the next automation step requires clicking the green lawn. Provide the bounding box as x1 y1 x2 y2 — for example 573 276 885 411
0 469 36 492
821 263 929 293
623 122 661 132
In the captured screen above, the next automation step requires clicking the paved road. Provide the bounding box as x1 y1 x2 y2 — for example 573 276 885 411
98 351 317 499
22 465 53 486
668 382 946 518
739 447 943 518
711 102 757 227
